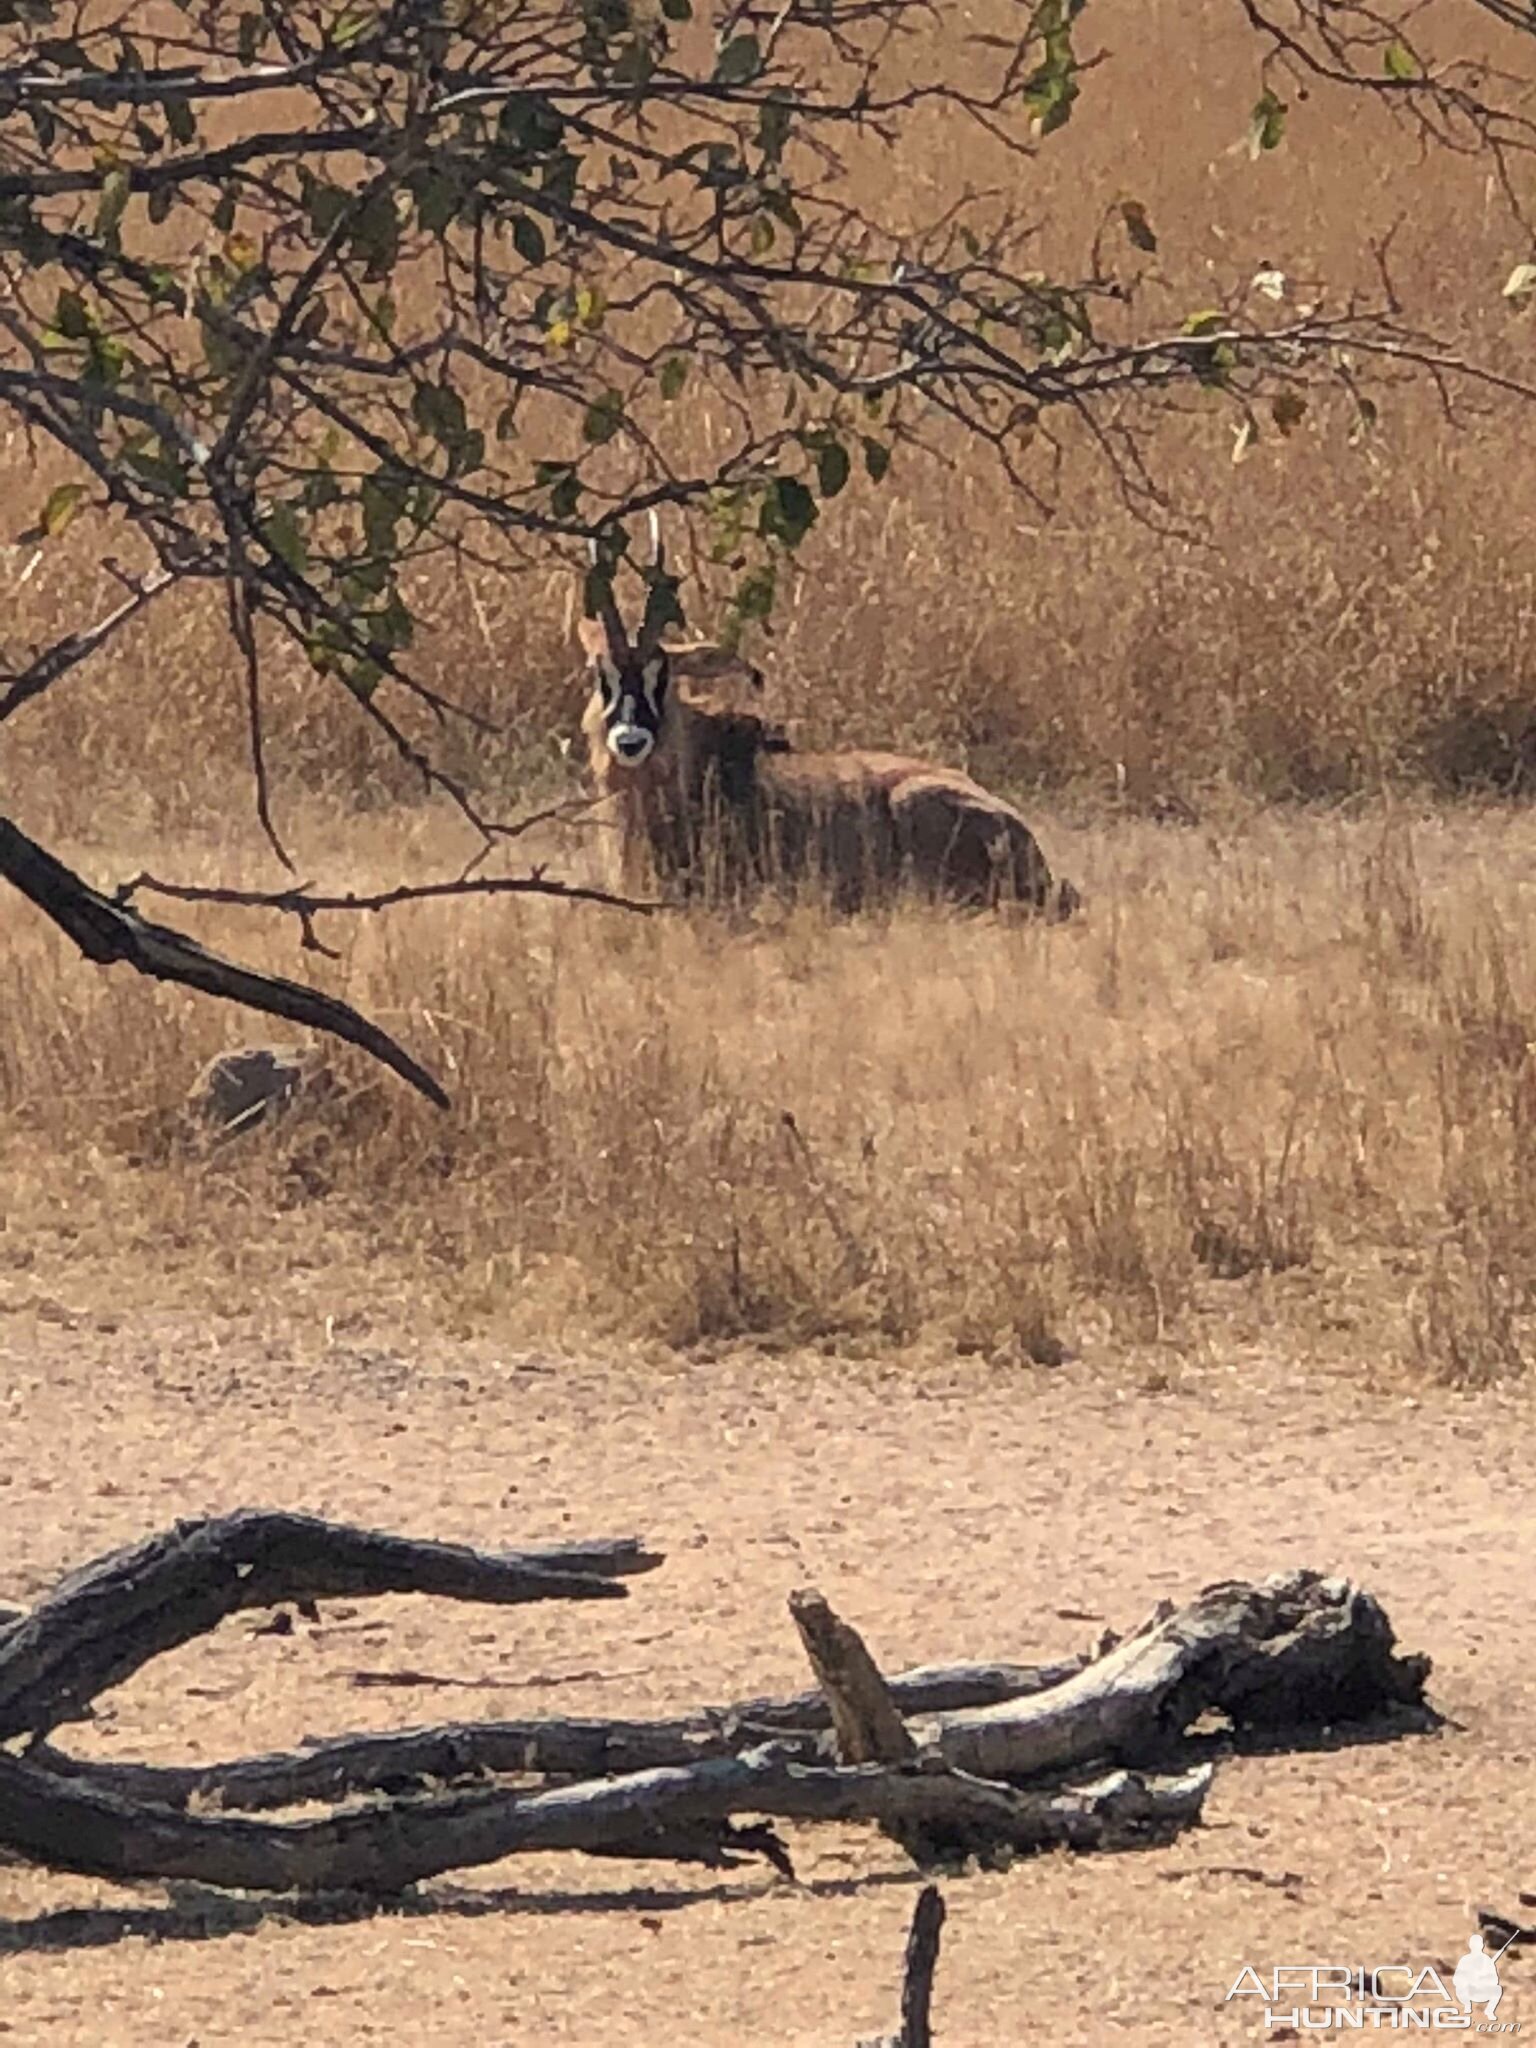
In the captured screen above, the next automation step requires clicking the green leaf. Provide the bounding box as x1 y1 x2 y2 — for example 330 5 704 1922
372 588 415 652
303 177 350 236
714 34 761 85
582 389 625 444
1022 21 1080 138
1181 309 1226 337
815 438 850 498
199 315 243 378
732 563 777 623
1383 40 1418 82
758 476 818 548
342 655 383 700
660 0 691 17
1119 199 1158 253
761 187 803 235
511 214 547 265
758 98 793 160
412 379 469 451
54 289 92 340
413 169 460 236
163 95 196 146
223 229 260 274
212 186 237 233
301 464 341 511
347 188 399 281
550 471 582 519
330 4 375 47
497 93 565 159
96 167 129 241
749 212 775 256
612 35 654 85
361 470 406 555
38 481 85 538
659 356 688 400
236 11 264 62
343 560 389 603
862 437 891 483
261 502 309 573
1349 394 1380 446
122 441 188 499
1248 87 1287 156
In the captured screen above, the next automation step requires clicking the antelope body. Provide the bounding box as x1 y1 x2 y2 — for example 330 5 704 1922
578 534 1080 918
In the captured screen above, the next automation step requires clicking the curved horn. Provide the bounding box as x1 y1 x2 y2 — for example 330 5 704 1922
582 529 631 665
636 508 680 659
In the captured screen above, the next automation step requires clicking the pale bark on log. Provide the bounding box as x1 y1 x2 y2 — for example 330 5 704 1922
27 1659 1079 1815
917 1571 1431 1782
0 1537 1428 1899
0 1513 658 1743
789 1588 916 1765
0 1745 1212 1894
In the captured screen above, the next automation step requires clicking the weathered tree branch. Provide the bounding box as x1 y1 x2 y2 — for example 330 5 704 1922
0 1513 657 1745
0 816 451 1106
916 1571 1432 1782
0 1526 1435 1901
28 1658 1085 1816
789 1587 917 1765
0 1745 1215 1895
858 1884 947 2048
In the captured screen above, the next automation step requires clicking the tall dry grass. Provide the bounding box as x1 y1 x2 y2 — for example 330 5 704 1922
5 802 1536 1384
6 1 1536 1378
6 0 1536 832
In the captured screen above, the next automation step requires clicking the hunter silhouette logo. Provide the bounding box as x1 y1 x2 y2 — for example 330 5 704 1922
1455 1932 1516 2023
1227 1922 1523 2032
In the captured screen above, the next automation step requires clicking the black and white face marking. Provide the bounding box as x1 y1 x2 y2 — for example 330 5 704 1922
594 650 669 767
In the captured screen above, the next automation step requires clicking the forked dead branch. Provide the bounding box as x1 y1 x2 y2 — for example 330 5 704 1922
0 1512 1434 1903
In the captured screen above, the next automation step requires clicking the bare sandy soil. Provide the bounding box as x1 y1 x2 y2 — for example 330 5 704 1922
0 1308 1530 2045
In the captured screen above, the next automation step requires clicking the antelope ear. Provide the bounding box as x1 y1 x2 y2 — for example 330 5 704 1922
576 617 609 664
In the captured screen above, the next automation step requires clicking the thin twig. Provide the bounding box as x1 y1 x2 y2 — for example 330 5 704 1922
112 868 664 926
0 565 182 725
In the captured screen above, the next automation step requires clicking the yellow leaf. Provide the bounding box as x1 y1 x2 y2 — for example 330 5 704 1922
40 482 86 537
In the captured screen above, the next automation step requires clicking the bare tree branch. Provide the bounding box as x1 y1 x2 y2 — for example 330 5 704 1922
0 816 450 1108
0 565 183 725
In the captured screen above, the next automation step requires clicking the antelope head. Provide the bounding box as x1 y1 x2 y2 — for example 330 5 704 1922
580 511 681 771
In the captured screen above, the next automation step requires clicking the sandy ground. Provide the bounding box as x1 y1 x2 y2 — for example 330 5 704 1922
0 1311 1531 2046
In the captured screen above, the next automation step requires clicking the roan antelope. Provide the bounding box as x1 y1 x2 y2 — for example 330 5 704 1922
578 526 1081 918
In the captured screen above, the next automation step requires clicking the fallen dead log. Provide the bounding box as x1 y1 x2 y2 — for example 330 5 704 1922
0 1511 658 1744
0 1514 1433 1899
26 1662 1091 1817
0 1743 1213 1893
913 1572 1432 1783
